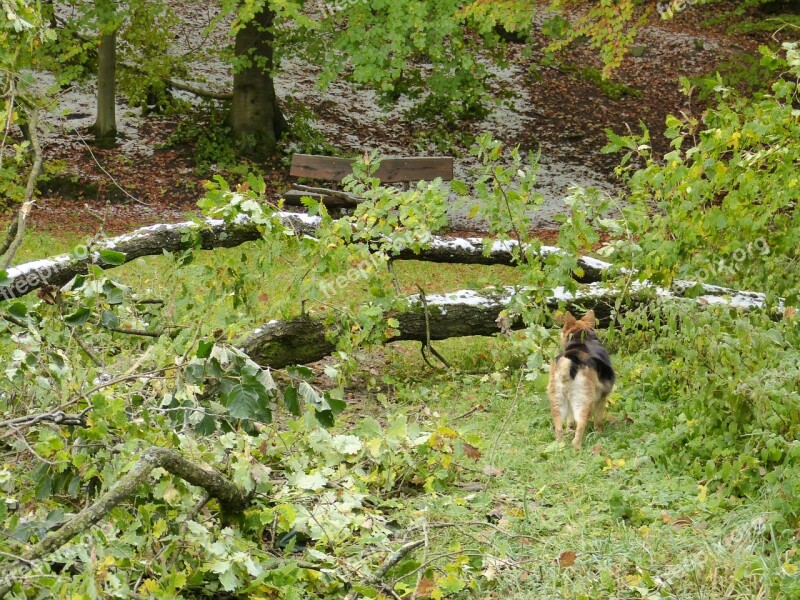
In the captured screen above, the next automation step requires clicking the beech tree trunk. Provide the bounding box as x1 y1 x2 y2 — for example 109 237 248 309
91 28 117 146
230 4 288 157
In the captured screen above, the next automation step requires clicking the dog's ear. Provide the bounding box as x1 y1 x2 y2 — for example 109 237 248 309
581 310 596 328
557 311 576 327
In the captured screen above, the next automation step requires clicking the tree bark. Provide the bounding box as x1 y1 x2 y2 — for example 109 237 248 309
90 27 117 146
230 4 287 157
0 213 610 301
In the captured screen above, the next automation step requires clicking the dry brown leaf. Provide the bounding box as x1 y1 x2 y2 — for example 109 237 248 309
662 511 693 526
487 507 505 522
463 442 482 461
455 481 484 492
482 464 504 477
415 577 435 597
557 550 577 568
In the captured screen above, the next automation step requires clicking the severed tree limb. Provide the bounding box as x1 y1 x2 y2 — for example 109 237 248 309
0 409 89 431
163 77 232 101
237 281 785 369
0 211 608 301
0 447 250 597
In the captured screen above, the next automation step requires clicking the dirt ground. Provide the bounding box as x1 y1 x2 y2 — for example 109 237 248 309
19 1 787 237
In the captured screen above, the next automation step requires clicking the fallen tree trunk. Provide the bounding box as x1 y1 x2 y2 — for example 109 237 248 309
238 281 781 369
0 212 608 301
0 446 250 597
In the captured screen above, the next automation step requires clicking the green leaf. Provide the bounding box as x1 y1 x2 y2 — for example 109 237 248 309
450 179 469 196
196 340 214 359
99 249 126 266
314 410 335 428
393 559 422 578
225 385 260 419
195 414 217 436
184 363 205 385
8 302 27 318
351 585 379 598
103 281 125 305
100 309 119 329
64 307 91 327
217 567 240 592
286 365 314 381
284 386 301 416
324 392 347 416
0 270 9 286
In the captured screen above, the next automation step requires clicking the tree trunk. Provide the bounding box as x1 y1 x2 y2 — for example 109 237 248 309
90 28 117 146
230 4 287 157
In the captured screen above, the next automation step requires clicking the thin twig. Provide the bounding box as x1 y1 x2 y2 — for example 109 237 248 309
65 115 151 207
105 326 164 338
415 285 450 370
452 405 482 421
492 172 526 265
72 331 103 367
487 369 525 473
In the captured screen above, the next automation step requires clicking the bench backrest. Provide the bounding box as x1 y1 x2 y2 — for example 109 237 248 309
290 154 454 183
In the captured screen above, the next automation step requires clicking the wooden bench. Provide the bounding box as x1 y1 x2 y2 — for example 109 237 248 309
283 154 454 208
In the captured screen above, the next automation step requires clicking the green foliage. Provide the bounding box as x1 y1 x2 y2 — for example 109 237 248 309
726 13 800 35
611 303 800 526
604 42 800 304
562 63 643 100
166 102 238 175
546 0 645 78
452 133 617 368
0 137 29 205
688 50 783 100
279 100 341 160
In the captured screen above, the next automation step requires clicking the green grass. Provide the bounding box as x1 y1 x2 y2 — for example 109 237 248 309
373 337 790 598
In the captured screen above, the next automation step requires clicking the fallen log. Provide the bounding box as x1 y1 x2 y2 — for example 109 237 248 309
238 281 782 369
0 212 609 301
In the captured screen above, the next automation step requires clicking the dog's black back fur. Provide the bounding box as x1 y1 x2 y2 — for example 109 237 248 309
558 330 615 386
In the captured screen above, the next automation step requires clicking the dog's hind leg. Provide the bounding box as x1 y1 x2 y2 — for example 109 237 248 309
548 360 567 442
570 371 594 450
592 395 608 432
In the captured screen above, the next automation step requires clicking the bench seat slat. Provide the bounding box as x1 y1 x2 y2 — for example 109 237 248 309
290 154 454 183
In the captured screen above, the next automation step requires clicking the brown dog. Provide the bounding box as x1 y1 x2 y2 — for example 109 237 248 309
548 310 615 450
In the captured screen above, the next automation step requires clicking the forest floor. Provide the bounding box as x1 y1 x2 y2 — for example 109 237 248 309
22 1 787 237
